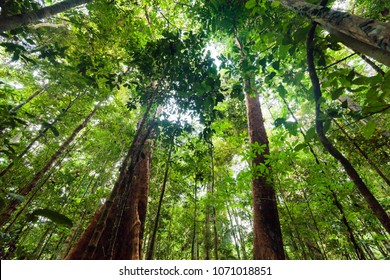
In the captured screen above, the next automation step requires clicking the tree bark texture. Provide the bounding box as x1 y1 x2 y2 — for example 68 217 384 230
244 79 285 260
65 103 155 259
0 0 92 32
274 0 390 66
0 103 100 228
65 140 152 260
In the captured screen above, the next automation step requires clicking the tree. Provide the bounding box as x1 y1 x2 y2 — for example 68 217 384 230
1 0 389 260
267 0 390 65
0 0 93 32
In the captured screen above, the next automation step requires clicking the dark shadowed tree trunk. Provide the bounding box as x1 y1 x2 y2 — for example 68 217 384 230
0 103 100 228
0 0 92 32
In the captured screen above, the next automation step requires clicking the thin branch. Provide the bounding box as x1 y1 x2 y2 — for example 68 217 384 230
317 53 357 70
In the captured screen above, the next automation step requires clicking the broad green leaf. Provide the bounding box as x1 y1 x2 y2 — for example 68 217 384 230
305 127 317 142
294 143 306 151
361 120 376 139
284 122 298 136
245 0 257 9
331 87 344 100
31 208 73 228
277 85 287 98
274 117 286 127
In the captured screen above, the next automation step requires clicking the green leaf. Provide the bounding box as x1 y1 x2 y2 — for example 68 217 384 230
305 127 316 142
42 121 60 137
285 122 298 136
271 1 280 8
49 125 60 137
294 143 306 151
31 208 73 228
361 120 376 139
331 87 344 100
245 0 257 9
274 117 286 127
277 85 287 98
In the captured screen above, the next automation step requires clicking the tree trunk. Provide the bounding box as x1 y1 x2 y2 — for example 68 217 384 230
234 32 285 260
244 82 285 260
0 0 92 32
272 0 390 66
0 103 100 227
65 138 153 260
65 99 156 259
306 22 390 234
146 138 174 260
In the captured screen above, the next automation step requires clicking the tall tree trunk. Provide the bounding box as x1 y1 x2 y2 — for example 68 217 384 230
146 138 174 260
307 21 390 234
271 0 390 66
204 203 211 260
244 84 285 259
0 0 92 32
66 137 153 260
235 32 285 260
66 98 157 259
0 103 99 227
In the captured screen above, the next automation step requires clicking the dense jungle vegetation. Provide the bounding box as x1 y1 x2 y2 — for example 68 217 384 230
0 0 389 260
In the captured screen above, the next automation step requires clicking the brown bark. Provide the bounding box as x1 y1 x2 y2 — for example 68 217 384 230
244 82 285 260
0 104 100 228
66 139 152 260
66 97 157 259
306 22 390 234
0 0 92 32
234 31 284 259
